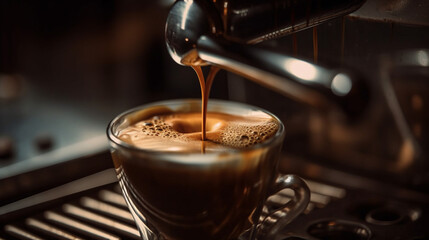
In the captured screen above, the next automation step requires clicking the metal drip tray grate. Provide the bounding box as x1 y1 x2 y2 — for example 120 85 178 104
1 183 139 240
0 170 347 240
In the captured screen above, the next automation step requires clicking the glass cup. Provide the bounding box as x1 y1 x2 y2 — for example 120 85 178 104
107 99 310 240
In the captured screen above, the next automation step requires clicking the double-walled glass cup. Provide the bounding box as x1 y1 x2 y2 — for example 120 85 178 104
107 99 310 240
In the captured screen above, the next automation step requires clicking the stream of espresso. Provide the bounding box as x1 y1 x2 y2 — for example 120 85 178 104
191 66 220 142
118 65 279 154
114 66 281 239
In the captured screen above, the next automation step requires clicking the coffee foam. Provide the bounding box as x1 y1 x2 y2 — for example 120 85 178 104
118 111 279 153
212 118 278 148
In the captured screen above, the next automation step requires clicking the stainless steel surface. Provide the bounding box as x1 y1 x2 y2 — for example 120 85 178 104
0 135 108 180
0 151 113 206
26 218 83 240
164 0 428 187
165 0 366 65
44 211 123 240
0 170 345 239
351 0 429 26
1 166 427 240
0 169 118 216
165 0 370 118
212 0 367 43
62 204 140 238
378 49 428 170
165 0 215 66
196 36 370 118
165 1 369 118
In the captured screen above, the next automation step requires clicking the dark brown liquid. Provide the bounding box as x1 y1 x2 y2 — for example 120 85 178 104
114 65 281 239
112 143 280 240
113 106 281 240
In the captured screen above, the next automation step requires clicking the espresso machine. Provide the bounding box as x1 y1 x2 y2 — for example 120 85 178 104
162 1 429 239
0 0 428 239
164 0 428 189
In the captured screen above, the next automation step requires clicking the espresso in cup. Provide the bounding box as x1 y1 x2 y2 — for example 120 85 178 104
118 111 279 152
108 100 310 240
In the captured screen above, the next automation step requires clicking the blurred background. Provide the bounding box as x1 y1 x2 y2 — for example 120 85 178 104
0 0 429 204
0 1 429 239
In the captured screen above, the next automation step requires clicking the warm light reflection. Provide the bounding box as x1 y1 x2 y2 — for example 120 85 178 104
331 73 352 96
99 190 128 207
63 204 140 237
417 50 429 66
44 211 120 240
167 146 183 151
80 197 134 222
181 0 193 30
283 59 318 81
26 218 81 240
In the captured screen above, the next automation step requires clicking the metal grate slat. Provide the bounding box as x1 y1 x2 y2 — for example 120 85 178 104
98 190 127 208
4 225 43 240
44 211 120 240
79 197 134 224
1 179 344 240
62 204 140 239
26 218 83 240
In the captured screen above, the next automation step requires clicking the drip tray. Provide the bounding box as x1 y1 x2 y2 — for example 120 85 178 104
1 169 428 240
276 191 429 240
307 220 371 240
0 171 139 240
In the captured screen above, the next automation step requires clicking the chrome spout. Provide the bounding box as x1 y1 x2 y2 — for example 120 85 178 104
165 0 366 66
197 36 370 118
165 0 369 118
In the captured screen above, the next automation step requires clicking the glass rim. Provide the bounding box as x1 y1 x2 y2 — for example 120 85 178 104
107 98 285 157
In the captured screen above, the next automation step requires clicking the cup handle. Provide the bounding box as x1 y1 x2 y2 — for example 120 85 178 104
258 174 311 239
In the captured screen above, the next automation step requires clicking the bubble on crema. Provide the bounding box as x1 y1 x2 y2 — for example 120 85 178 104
137 118 183 139
212 120 278 148
119 113 279 151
